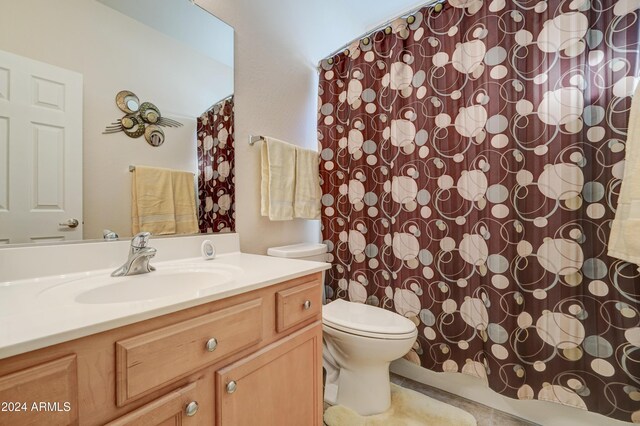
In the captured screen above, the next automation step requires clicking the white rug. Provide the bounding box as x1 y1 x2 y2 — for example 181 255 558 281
324 383 477 426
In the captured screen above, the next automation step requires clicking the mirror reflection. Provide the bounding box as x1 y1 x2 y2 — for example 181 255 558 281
0 0 234 245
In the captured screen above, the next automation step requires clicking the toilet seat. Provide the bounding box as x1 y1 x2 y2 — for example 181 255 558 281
322 299 417 340
323 320 417 340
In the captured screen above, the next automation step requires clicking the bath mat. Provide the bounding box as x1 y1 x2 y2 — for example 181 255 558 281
324 383 477 426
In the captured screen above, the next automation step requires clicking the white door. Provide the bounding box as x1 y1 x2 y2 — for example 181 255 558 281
0 49 83 244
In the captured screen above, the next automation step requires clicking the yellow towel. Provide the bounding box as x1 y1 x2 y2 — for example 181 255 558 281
172 170 199 235
261 137 296 220
609 84 640 264
131 166 176 235
294 147 321 219
131 166 199 236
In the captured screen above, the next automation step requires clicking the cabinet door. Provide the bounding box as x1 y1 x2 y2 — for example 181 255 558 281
216 323 322 426
106 376 212 426
0 355 78 426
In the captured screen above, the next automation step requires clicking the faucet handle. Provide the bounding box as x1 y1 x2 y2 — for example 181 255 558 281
131 232 151 248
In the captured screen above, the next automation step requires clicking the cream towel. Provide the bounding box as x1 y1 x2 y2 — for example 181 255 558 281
609 84 640 264
261 138 296 220
294 147 321 219
131 166 199 236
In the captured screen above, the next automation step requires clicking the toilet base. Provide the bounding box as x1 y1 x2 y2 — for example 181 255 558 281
336 363 392 416
321 301 418 417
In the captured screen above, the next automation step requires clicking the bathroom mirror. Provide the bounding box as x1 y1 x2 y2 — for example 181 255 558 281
0 0 234 245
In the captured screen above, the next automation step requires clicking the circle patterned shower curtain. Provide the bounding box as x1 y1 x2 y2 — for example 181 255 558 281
318 0 640 422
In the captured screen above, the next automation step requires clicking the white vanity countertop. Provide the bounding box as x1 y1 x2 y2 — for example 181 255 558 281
0 252 330 359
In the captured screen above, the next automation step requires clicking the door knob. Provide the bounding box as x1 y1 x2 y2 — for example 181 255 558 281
226 380 237 394
59 219 79 228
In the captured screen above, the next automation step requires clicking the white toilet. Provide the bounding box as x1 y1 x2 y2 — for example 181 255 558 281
322 299 417 416
267 243 418 416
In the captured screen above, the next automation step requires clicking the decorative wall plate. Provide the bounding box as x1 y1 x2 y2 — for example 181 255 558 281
115 90 140 114
144 125 165 146
103 90 182 146
139 102 160 124
123 115 146 138
121 115 136 129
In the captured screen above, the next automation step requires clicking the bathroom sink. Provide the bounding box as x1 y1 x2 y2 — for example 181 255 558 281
76 270 233 304
37 264 240 304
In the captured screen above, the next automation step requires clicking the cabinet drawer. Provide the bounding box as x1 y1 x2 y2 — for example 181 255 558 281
276 280 321 333
116 298 263 405
107 378 212 426
0 355 78 426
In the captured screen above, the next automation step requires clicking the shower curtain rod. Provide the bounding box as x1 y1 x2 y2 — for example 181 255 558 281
203 93 233 114
318 0 445 65
216 93 233 103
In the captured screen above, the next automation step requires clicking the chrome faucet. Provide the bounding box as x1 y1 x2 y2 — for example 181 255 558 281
111 232 157 277
103 229 119 241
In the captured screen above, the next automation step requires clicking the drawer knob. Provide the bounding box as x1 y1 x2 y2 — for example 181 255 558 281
206 337 218 352
303 300 312 310
226 380 238 394
185 401 199 417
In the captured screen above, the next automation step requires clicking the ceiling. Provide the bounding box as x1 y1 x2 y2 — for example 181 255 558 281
97 0 234 67
198 0 428 65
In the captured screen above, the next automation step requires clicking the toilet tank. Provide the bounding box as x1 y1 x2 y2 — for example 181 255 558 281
267 243 327 262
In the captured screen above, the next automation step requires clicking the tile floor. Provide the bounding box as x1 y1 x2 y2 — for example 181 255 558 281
391 374 539 425
323 373 539 426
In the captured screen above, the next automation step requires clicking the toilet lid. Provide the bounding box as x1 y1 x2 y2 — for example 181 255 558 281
322 299 416 336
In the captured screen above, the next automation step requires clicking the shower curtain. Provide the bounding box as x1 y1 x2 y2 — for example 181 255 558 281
318 0 639 422
197 96 235 233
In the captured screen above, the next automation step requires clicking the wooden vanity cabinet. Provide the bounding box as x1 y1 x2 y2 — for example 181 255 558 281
0 272 323 426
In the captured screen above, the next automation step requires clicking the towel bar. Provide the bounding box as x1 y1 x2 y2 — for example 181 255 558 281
129 165 196 177
249 135 264 146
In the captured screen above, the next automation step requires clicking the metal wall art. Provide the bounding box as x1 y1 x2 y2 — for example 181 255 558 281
103 90 183 147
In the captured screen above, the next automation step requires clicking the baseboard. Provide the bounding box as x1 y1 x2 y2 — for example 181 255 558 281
390 359 633 426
